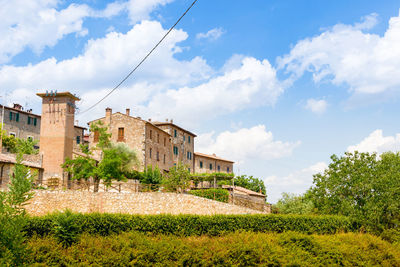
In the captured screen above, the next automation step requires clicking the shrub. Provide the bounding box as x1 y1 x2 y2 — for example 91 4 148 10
25 213 360 238
26 232 400 266
188 189 229 203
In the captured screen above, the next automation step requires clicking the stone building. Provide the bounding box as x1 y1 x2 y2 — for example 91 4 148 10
154 120 196 173
88 108 173 172
194 152 234 174
0 104 41 142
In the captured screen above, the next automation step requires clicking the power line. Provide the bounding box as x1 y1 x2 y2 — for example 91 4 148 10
78 0 199 115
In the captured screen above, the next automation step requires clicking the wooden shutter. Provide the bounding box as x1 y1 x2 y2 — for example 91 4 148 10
118 128 124 142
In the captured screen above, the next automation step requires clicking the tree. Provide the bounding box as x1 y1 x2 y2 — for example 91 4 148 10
162 163 191 192
275 192 314 214
309 151 400 232
62 123 139 191
0 142 36 265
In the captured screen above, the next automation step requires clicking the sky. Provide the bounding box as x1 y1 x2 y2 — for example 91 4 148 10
1 0 400 203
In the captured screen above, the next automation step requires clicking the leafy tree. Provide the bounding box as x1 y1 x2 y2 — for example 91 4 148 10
309 151 400 232
0 143 36 265
162 163 191 192
275 192 314 215
140 165 162 185
62 122 139 191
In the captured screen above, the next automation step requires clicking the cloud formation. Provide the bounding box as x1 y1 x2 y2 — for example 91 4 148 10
347 129 400 154
196 27 225 41
278 12 400 95
305 98 327 114
196 125 300 164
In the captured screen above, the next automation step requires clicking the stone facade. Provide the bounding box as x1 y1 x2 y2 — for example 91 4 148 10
88 109 173 172
194 152 234 174
37 92 79 185
154 121 196 172
0 104 41 143
25 190 264 216
73 126 86 150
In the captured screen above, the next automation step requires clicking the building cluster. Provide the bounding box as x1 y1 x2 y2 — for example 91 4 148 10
0 91 234 188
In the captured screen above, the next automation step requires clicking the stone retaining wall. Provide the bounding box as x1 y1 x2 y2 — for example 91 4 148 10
26 190 263 216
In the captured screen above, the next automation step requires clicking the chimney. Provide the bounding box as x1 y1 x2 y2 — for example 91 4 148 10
75 120 79 125
148 118 152 122
105 107 112 125
126 108 130 116
170 119 173 124
166 119 169 122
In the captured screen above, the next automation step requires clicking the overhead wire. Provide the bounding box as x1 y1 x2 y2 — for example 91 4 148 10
78 0 199 115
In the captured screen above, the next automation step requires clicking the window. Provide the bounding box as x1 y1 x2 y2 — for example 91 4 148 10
163 154 166 164
174 129 177 137
157 133 159 143
173 146 179 155
33 118 37 126
183 135 185 142
93 131 99 142
27 117 31 125
118 127 124 142
200 161 203 168
188 136 191 144
76 136 81 144
209 163 213 170
218 165 220 172
149 148 152 159
187 151 192 160
227 167 230 173
157 151 159 161
150 130 152 140
9 111 19 122
164 137 166 146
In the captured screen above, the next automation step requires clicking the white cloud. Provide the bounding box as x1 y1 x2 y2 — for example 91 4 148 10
0 0 176 64
278 12 400 95
305 98 327 114
265 162 327 203
0 0 92 64
196 27 225 41
142 57 283 125
347 129 400 154
196 125 300 164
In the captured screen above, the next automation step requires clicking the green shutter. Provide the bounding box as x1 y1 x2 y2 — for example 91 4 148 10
16 113 19 122
9 111 12 121
27 117 31 125
34 118 37 126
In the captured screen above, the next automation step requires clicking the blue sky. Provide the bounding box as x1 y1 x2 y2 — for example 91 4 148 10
1 0 400 202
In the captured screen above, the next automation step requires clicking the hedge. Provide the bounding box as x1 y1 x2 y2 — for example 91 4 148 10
24 213 360 238
26 232 400 266
187 189 229 203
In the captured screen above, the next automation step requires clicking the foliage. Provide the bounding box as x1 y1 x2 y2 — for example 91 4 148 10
0 150 35 265
25 213 360 238
275 192 314 215
1 134 38 155
162 163 191 192
26 231 400 266
191 172 234 183
53 210 81 247
309 151 400 232
62 122 139 189
188 189 229 203
97 143 139 186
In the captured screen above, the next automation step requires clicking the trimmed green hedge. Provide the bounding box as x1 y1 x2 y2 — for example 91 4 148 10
25 213 360 238
188 189 229 203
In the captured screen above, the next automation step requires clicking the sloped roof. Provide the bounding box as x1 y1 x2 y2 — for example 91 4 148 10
0 153 42 169
222 185 265 197
153 121 197 137
194 152 234 163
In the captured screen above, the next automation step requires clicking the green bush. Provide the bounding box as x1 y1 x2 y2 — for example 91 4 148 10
26 231 400 266
25 213 360 238
188 189 229 203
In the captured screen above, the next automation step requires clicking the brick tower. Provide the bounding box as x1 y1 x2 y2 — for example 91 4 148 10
37 91 80 186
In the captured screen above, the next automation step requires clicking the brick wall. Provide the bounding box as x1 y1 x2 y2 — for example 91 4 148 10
25 190 263 216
